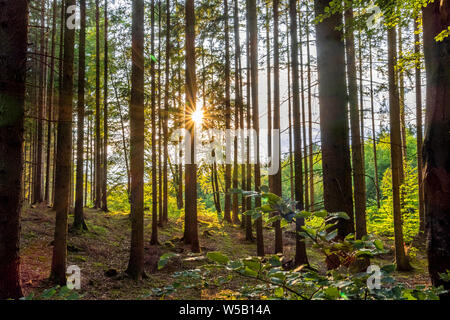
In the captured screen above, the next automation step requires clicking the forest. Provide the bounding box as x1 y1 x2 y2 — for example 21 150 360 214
0 0 449 303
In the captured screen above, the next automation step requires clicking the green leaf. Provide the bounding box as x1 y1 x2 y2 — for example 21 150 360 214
158 253 178 270
373 239 384 251
206 252 229 265
268 255 282 267
314 210 328 218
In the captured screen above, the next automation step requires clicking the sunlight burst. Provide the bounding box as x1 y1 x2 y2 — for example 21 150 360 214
191 107 204 126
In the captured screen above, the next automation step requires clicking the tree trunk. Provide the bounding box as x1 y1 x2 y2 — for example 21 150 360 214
290 0 308 265
271 0 282 254
126 0 146 280
344 8 367 239
387 26 411 271
232 0 241 225
150 0 158 245
184 0 200 253
0 0 28 299
33 0 47 204
45 0 58 205
51 0 76 285
314 0 354 239
249 0 264 257
414 18 425 235
74 0 88 231
422 0 450 298
102 0 109 212
95 0 102 209
162 0 170 225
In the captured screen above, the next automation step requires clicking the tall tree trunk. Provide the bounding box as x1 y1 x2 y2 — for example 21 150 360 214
45 0 58 205
344 8 366 239
271 0 282 254
306 7 314 211
299 5 309 212
369 40 381 208
414 18 425 235
150 0 159 245
266 3 272 192
249 0 264 257
163 0 170 225
290 0 308 265
245 4 253 241
0 0 28 299
34 0 47 204
387 26 411 271
51 0 76 285
74 0 88 231
95 0 102 209
422 0 450 298
127 0 146 280
184 0 200 253
102 0 109 212
232 0 241 225
223 0 232 224
286 13 294 201
314 0 354 239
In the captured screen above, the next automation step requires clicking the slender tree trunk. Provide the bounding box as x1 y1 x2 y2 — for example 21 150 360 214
150 0 158 245
306 7 314 211
74 0 88 231
184 0 200 253
271 0 282 254
126 0 146 280
290 0 308 265
45 0 58 205
102 0 109 212
34 0 46 204
51 0 76 285
266 3 272 192
387 26 411 271
245 5 253 242
422 1 450 298
344 8 367 239
0 0 28 299
414 18 425 235
94 0 102 209
369 40 381 208
249 0 264 257
162 0 170 225
286 15 294 202
222 0 232 224
299 5 309 212
232 0 241 225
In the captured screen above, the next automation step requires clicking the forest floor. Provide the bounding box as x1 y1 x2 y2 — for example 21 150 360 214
19 205 431 300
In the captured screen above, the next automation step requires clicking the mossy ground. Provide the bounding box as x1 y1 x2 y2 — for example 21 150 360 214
19 205 431 300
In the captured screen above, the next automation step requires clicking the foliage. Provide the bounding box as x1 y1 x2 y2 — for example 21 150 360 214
20 286 82 300
367 161 420 242
156 192 445 300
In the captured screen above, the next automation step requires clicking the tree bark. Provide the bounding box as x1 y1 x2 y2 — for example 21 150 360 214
249 0 264 257
314 0 354 239
126 0 146 280
51 0 76 285
74 0 88 231
422 0 450 298
0 0 28 299
387 26 411 271
184 0 200 253
102 0 109 212
290 0 308 265
271 0 282 254
344 8 367 239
